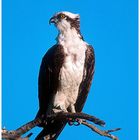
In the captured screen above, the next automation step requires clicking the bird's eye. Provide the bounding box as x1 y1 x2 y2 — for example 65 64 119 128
60 14 65 19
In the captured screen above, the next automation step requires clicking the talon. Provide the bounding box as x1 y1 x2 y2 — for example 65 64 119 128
68 118 74 126
68 118 83 126
73 121 80 126
74 118 83 126
68 121 74 126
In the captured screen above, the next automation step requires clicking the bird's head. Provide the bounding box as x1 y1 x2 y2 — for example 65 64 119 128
49 11 80 33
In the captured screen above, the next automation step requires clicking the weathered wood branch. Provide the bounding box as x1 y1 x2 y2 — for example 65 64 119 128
82 121 120 140
2 112 121 140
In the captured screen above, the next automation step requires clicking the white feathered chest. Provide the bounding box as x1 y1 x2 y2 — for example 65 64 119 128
53 29 87 113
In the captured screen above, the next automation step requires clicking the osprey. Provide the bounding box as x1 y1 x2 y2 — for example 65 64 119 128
36 11 95 139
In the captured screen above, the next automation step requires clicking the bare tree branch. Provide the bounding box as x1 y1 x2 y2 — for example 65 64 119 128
46 112 105 126
2 112 121 140
81 121 120 140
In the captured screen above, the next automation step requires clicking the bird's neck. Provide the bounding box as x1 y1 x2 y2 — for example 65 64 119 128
57 28 83 46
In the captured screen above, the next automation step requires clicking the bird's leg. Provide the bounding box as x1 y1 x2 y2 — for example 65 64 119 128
69 104 76 113
53 104 67 113
68 104 83 126
68 104 76 126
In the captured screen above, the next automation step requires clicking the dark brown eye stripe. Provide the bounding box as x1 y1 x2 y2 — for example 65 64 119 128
66 17 81 34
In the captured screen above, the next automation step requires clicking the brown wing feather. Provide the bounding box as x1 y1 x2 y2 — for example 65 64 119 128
35 44 67 140
75 45 95 112
36 44 65 117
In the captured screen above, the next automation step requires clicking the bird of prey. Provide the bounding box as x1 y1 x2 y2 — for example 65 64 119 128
36 11 95 140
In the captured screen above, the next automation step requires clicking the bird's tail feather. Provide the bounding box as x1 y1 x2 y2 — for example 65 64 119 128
35 120 67 140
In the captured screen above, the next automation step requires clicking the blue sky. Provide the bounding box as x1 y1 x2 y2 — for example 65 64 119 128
2 0 138 140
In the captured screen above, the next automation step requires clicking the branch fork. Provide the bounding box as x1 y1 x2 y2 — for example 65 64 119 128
2 112 121 140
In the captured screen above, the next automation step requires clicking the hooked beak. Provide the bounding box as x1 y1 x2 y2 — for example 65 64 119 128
49 16 58 25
